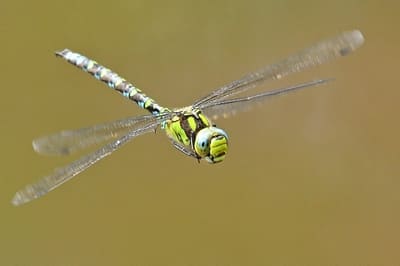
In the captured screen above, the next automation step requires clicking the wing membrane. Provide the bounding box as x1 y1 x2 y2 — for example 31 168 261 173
202 79 331 119
12 121 160 206
194 30 364 108
33 113 170 156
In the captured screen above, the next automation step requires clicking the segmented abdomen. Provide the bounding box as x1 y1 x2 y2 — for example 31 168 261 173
56 49 169 115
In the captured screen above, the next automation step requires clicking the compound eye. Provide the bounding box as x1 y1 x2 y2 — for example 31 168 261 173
194 129 212 157
200 140 207 148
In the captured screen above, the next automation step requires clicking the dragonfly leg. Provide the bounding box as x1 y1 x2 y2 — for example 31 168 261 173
170 140 200 160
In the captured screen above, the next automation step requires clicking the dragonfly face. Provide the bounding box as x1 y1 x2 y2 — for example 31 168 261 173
194 127 228 163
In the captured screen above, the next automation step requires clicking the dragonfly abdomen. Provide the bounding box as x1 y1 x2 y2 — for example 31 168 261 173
55 49 169 115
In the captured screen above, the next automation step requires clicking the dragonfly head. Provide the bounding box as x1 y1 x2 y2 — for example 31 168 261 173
194 127 228 163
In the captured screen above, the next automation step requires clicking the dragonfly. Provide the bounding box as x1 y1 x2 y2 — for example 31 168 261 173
12 30 364 206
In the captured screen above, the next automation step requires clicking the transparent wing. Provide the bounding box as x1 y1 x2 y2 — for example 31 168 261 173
33 113 171 156
202 79 331 119
11 121 160 206
193 30 364 108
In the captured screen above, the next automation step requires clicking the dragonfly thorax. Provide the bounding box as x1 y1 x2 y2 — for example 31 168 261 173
164 109 228 163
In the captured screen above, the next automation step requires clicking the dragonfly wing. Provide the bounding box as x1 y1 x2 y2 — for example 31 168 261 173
193 30 364 108
12 121 160 206
33 113 169 156
202 79 331 119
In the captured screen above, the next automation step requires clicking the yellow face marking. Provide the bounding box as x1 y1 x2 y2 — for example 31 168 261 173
209 136 228 163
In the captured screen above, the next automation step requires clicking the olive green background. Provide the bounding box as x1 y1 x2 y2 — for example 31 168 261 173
1 0 399 265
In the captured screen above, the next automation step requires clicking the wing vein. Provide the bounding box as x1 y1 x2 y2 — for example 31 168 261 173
12 121 159 206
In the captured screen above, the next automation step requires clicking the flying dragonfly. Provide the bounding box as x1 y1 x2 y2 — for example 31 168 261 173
12 30 365 206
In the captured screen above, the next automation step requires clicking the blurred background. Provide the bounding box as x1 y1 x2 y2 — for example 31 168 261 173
1 0 399 265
